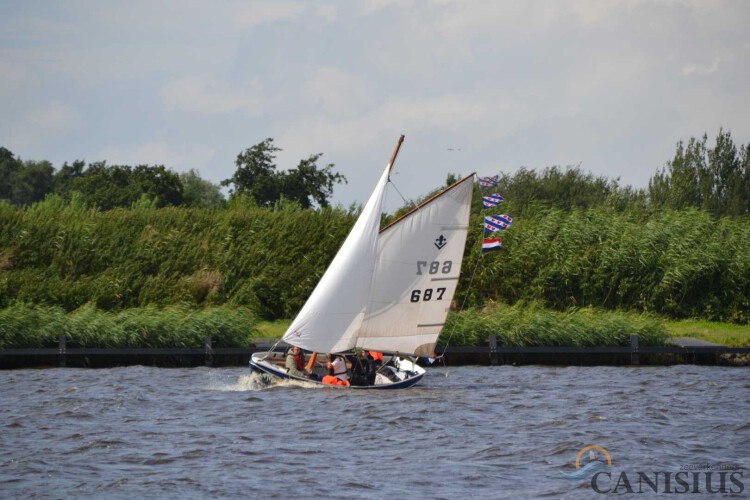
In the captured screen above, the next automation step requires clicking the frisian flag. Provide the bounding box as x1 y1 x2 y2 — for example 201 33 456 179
478 175 500 188
484 214 513 234
482 238 502 252
482 193 504 208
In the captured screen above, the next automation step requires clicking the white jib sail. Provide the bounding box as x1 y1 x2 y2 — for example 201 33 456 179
356 175 474 356
281 164 391 353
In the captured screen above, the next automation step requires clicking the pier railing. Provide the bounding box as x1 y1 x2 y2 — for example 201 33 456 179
1 335 748 368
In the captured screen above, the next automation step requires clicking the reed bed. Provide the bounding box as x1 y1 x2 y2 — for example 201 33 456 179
1 197 749 326
467 207 750 323
0 303 259 349
0 197 356 318
442 301 668 347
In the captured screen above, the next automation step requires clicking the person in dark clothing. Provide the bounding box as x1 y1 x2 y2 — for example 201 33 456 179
349 350 376 386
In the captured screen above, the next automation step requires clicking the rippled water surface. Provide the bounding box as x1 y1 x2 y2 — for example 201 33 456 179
1 365 748 498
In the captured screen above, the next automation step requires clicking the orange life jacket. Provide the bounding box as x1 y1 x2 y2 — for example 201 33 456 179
322 375 350 386
368 351 384 362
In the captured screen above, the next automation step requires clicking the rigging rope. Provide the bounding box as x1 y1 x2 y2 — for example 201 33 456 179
438 176 487 365
389 178 420 213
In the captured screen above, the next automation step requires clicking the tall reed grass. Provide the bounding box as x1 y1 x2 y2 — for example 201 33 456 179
465 207 750 323
0 196 356 318
1 196 748 324
0 303 259 348
442 301 668 347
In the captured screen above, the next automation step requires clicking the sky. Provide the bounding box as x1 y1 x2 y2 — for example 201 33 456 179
1 0 749 212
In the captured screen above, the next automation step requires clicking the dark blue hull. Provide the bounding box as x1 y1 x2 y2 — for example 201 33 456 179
249 353 424 390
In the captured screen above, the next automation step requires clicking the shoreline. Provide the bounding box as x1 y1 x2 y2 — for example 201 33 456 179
2 339 749 369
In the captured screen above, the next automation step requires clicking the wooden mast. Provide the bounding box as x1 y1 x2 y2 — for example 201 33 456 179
387 134 405 176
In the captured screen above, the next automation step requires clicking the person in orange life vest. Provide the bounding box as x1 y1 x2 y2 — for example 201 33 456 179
326 353 349 381
321 354 350 386
368 351 384 367
321 374 350 386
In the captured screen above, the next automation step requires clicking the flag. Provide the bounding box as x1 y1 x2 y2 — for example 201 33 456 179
482 193 504 208
482 238 502 252
478 175 499 188
484 214 513 234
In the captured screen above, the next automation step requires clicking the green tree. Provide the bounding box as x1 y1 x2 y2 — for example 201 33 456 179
222 138 346 208
12 160 55 205
491 166 628 215
67 162 132 209
280 153 346 209
648 129 749 216
707 128 745 216
180 169 226 208
222 138 281 205
0 149 55 205
131 164 183 207
0 147 23 203
62 162 183 210
53 160 86 198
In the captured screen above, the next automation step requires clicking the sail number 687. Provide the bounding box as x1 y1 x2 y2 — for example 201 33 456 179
410 288 447 302
416 260 452 275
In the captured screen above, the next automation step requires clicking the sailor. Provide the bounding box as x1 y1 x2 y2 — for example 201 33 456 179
326 353 349 382
368 350 384 368
285 345 307 378
350 349 375 386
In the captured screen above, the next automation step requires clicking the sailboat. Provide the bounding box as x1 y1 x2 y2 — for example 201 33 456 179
249 136 474 389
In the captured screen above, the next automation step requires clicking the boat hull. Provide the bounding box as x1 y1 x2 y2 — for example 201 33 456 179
249 352 425 390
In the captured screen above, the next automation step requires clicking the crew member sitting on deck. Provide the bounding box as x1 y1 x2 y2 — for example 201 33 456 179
350 349 375 386
328 353 349 381
322 354 350 386
368 350 384 368
285 345 308 378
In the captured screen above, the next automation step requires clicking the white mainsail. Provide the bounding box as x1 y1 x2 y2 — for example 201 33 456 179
357 175 474 356
281 164 390 353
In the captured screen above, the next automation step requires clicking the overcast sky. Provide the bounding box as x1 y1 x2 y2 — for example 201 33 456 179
1 1 748 212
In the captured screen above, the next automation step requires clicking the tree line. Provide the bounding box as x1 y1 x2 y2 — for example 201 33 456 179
1 129 748 326
649 129 750 217
388 129 748 221
0 138 346 210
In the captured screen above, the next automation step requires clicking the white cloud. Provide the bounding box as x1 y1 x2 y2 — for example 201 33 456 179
315 4 338 22
227 1 307 28
300 65 371 116
276 89 511 166
1 101 81 156
0 55 29 93
25 101 80 132
161 75 271 115
682 57 721 76
97 142 216 171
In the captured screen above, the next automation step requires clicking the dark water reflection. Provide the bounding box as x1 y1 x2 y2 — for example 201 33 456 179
1 365 748 498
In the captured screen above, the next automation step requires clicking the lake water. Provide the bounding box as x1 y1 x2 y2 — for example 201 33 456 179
1 365 748 499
